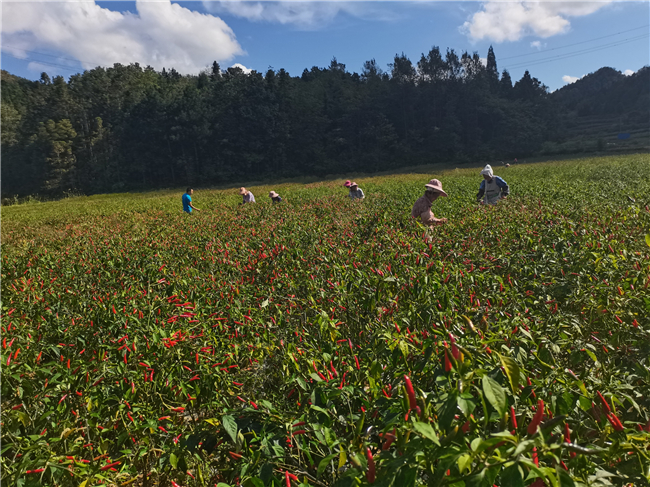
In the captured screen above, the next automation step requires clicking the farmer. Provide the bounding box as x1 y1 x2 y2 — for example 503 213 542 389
239 187 255 204
269 191 283 203
411 179 447 225
348 182 365 200
182 188 200 214
476 164 509 205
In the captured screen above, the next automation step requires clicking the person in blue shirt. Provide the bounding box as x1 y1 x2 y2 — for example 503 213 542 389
476 165 509 205
182 188 201 214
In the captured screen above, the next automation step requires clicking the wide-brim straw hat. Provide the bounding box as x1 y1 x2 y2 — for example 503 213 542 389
269 191 279 198
239 187 247 195
343 180 352 187
350 182 358 188
424 179 448 197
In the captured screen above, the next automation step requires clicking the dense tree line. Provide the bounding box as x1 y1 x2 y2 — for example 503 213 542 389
1 47 646 198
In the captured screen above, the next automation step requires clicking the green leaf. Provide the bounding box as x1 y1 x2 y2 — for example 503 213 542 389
170 452 178 469
457 394 476 416
513 439 535 457
413 422 440 445
222 415 238 443
482 375 507 417
645 234 650 248
557 467 576 487
457 454 472 473
501 463 524 487
317 453 337 477
498 353 520 393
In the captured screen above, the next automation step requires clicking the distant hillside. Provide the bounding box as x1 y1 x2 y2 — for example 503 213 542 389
551 66 649 119
542 66 650 156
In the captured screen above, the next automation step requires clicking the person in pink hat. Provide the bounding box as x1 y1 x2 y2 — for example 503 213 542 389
411 179 448 225
343 180 352 188
348 182 365 200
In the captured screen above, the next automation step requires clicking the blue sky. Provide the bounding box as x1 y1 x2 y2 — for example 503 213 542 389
1 1 648 91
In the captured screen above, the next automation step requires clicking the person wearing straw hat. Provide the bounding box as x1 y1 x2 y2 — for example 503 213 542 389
476 164 509 205
269 191 283 204
411 179 448 225
239 187 256 204
348 182 365 200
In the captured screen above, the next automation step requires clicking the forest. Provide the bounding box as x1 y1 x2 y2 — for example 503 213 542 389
1 46 648 199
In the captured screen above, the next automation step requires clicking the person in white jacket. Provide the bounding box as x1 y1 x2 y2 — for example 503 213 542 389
476 165 509 205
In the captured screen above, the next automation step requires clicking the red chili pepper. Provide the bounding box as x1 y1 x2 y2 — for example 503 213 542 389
527 399 545 435
444 349 452 372
330 361 338 377
229 451 242 460
510 406 517 430
366 447 376 483
597 391 611 412
25 468 45 474
606 412 624 432
100 461 121 471
403 375 417 410
382 429 396 450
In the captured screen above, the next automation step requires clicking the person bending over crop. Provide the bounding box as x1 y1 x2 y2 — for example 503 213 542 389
239 187 255 204
348 182 365 200
182 188 200 214
411 179 448 225
269 191 283 203
477 164 509 205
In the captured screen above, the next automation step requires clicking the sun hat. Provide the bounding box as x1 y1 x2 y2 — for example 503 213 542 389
269 191 279 198
343 180 352 187
239 187 247 195
480 165 494 178
350 182 358 188
424 179 448 197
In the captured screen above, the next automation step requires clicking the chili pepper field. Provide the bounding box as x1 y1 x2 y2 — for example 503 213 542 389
2 154 650 487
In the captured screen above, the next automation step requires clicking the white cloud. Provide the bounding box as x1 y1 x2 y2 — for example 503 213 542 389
562 74 583 84
530 40 547 50
230 63 253 74
623 69 635 76
1 0 244 75
461 1 613 42
202 1 392 30
479 57 487 67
